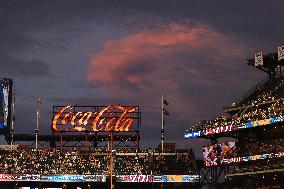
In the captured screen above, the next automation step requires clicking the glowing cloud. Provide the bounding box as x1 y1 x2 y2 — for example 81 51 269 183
87 23 246 94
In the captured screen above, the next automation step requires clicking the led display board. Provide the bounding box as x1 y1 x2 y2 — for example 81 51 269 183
203 141 284 167
0 174 106 182
203 141 236 166
0 174 200 183
185 116 284 138
0 78 12 134
116 175 199 183
223 152 284 165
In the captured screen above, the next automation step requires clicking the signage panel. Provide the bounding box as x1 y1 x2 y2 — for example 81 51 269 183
203 141 236 166
52 105 140 132
185 116 284 138
116 175 152 182
0 175 106 182
0 78 12 134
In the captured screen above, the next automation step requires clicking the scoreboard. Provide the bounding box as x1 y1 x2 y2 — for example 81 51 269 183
0 78 13 134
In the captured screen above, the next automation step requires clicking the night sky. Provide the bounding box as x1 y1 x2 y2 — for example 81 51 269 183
0 0 283 155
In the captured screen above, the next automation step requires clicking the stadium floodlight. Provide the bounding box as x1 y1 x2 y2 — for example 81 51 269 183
278 46 284 61
254 51 263 67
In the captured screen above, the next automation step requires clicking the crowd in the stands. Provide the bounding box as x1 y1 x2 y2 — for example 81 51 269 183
0 148 109 175
236 138 284 156
235 77 284 107
190 99 284 132
189 77 284 132
115 151 194 175
0 148 196 175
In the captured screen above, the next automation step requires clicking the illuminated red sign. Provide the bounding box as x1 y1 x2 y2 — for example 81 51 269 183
52 105 137 132
0 174 21 181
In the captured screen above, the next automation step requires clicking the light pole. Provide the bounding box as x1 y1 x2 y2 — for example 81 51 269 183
109 131 114 189
161 96 169 154
161 96 164 153
35 97 41 150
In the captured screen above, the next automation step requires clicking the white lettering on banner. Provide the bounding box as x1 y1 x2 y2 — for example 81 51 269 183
184 131 201 139
121 175 152 182
203 125 237 136
193 132 200 137
221 152 284 166
225 157 243 164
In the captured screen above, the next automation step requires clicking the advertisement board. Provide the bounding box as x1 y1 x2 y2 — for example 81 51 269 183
0 174 200 183
223 151 284 164
0 175 105 182
116 175 199 183
153 175 199 183
52 105 140 132
184 131 201 139
185 116 284 139
19 188 62 189
203 141 236 166
40 175 106 182
116 175 152 182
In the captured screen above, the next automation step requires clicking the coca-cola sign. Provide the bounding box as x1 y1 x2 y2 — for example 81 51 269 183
52 105 139 132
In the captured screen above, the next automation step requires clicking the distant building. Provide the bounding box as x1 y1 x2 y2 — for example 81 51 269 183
157 143 176 152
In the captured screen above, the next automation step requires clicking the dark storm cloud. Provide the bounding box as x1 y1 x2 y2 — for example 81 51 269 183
100 0 284 46
0 58 50 78
0 0 87 78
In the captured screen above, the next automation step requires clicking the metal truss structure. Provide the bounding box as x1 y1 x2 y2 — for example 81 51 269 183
5 132 140 149
199 165 229 186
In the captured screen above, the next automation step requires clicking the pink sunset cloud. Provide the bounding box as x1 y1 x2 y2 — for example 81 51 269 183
87 23 246 95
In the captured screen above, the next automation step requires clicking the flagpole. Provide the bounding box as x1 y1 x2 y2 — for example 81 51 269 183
161 95 164 154
10 87 15 150
35 97 40 150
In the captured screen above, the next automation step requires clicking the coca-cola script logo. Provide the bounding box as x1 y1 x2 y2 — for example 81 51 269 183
52 105 137 132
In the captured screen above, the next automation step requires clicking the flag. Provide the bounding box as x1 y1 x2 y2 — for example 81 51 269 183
254 52 263 67
278 46 284 61
163 108 169 116
163 98 169 105
37 97 42 105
